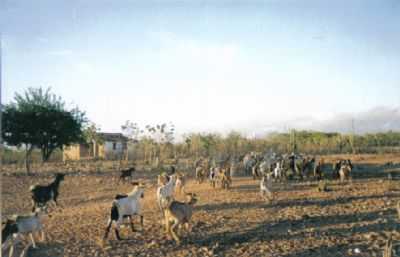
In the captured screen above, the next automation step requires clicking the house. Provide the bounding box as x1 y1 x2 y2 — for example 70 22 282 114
63 132 128 161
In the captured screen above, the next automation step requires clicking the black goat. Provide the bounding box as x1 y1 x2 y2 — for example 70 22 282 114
30 173 65 212
119 167 135 182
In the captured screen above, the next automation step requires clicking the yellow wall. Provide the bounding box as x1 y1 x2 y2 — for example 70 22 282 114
63 143 107 161
63 145 81 161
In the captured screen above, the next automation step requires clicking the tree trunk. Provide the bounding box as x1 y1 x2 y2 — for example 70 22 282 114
41 145 54 163
25 145 33 174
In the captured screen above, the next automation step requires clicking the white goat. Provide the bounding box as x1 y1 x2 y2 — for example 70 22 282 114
273 162 283 181
260 173 274 202
2 207 47 257
259 161 269 174
156 175 176 218
103 183 145 240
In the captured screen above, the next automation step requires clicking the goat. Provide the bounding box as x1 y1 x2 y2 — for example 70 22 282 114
164 193 198 245
170 165 176 174
175 172 186 195
30 173 65 212
195 166 206 184
301 157 315 178
333 160 342 179
2 207 47 257
209 167 217 188
219 168 232 189
119 167 135 182
273 161 283 182
339 163 352 183
252 162 261 180
157 173 169 187
156 175 176 219
260 173 274 202
103 183 145 240
258 161 269 176
313 160 323 180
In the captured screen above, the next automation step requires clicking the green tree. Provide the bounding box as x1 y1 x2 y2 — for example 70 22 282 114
2 87 87 172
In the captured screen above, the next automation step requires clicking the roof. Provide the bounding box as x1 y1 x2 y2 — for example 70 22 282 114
97 132 128 142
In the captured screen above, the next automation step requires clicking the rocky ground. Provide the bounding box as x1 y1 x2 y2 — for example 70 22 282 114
2 154 400 257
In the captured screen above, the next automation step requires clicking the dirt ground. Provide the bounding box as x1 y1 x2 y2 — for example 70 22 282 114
2 154 400 257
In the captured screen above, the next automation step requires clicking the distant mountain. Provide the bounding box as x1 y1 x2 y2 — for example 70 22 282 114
245 106 400 137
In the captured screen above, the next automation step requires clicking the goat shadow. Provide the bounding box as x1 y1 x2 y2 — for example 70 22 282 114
22 242 64 257
268 192 400 210
185 208 398 254
196 200 268 212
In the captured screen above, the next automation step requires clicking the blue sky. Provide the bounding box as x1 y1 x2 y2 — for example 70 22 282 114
1 0 400 135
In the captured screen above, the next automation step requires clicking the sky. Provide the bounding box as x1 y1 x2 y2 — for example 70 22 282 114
1 0 400 136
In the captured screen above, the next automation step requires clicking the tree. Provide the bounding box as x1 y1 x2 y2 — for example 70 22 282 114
143 122 175 166
121 120 143 161
2 87 87 172
83 122 103 158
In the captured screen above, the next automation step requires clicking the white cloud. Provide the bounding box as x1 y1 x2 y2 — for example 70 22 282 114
47 49 73 56
148 30 239 74
75 61 94 73
36 36 49 44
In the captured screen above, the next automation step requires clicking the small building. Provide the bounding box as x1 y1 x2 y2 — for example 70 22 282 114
63 132 128 161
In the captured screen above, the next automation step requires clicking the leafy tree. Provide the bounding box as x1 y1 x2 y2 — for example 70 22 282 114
143 122 175 166
2 87 87 172
83 122 103 144
83 122 103 158
121 120 143 161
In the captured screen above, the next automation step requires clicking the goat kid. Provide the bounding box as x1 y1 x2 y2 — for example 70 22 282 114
30 173 65 212
164 193 198 245
103 183 145 240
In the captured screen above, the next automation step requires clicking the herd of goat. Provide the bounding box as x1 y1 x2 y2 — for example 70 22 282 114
196 152 353 185
1 152 355 256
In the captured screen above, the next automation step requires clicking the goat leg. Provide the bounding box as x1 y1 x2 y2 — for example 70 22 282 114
114 220 124 240
165 218 170 234
128 216 135 232
140 215 144 229
170 222 181 245
114 227 123 241
103 220 112 240
31 200 37 212
19 241 32 257
8 243 15 257
29 233 36 248
53 196 60 208
40 230 46 242
185 222 192 232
